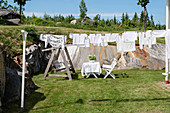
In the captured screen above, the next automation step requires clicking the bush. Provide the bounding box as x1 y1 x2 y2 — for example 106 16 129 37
24 27 38 42
31 18 56 26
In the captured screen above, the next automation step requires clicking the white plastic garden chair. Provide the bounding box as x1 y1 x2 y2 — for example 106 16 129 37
102 58 117 79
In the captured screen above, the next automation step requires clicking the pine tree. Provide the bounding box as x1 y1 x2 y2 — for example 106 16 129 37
150 15 155 28
79 0 87 19
121 13 125 25
132 12 139 27
139 11 144 27
113 16 117 24
124 12 129 26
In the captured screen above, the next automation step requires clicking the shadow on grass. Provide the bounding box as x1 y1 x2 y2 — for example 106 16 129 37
2 87 46 113
90 97 170 103
30 98 85 111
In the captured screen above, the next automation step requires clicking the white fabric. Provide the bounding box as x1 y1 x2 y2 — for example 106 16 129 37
101 36 108 46
117 36 136 53
89 34 102 46
105 33 119 42
70 34 89 47
152 30 166 38
81 62 102 76
122 31 138 42
48 35 66 48
40 34 52 48
40 34 66 48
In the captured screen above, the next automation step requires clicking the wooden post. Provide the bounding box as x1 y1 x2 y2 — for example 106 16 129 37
43 49 56 80
61 49 72 80
65 47 75 73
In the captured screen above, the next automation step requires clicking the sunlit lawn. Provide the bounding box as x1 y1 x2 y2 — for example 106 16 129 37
3 69 170 113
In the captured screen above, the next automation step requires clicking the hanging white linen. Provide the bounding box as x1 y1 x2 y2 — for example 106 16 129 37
89 34 102 46
105 33 119 42
101 36 108 46
152 30 166 38
122 31 138 42
40 34 52 48
117 36 136 53
70 34 89 47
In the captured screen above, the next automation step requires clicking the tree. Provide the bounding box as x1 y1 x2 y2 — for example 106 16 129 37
132 12 139 27
113 16 117 24
0 0 13 9
124 12 130 26
43 13 51 20
150 14 155 28
14 0 30 22
139 11 144 27
99 19 105 27
79 0 87 19
121 13 125 25
137 0 150 32
106 19 111 26
93 14 101 25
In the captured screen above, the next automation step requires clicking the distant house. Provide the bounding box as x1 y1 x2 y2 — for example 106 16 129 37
0 8 20 24
81 16 96 25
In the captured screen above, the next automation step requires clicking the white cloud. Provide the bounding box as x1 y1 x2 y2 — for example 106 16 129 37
23 12 135 18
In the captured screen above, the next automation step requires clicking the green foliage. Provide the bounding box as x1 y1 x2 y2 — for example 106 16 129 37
24 26 38 42
121 13 125 25
89 56 96 60
0 0 13 9
0 17 17 25
137 0 150 8
79 0 87 19
93 14 101 24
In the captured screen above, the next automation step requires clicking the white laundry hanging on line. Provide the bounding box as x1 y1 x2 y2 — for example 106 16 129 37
47 35 67 49
101 36 108 46
80 34 90 47
152 30 166 38
105 33 119 42
70 34 90 47
89 34 102 46
122 31 138 42
139 32 146 49
40 34 52 48
139 30 157 49
146 30 157 48
117 35 136 53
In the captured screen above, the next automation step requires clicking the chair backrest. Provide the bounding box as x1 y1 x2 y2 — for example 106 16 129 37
109 58 117 72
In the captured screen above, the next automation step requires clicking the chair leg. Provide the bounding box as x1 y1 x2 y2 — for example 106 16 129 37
104 73 109 79
86 73 90 78
110 73 116 79
92 73 98 78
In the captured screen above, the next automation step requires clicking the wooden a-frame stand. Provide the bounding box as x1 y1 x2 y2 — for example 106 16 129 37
43 46 75 80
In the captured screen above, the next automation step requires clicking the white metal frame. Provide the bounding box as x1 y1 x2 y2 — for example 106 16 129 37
21 30 28 110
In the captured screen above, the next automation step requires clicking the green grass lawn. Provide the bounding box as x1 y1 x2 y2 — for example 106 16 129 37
3 69 170 113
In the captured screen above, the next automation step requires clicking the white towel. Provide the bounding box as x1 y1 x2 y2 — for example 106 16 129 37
105 33 119 42
117 36 136 53
89 34 102 46
40 34 52 48
122 31 138 42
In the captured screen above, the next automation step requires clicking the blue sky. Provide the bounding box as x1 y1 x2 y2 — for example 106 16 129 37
8 0 166 25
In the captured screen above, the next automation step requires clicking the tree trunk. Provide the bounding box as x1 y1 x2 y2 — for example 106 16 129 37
20 4 22 23
143 7 146 32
